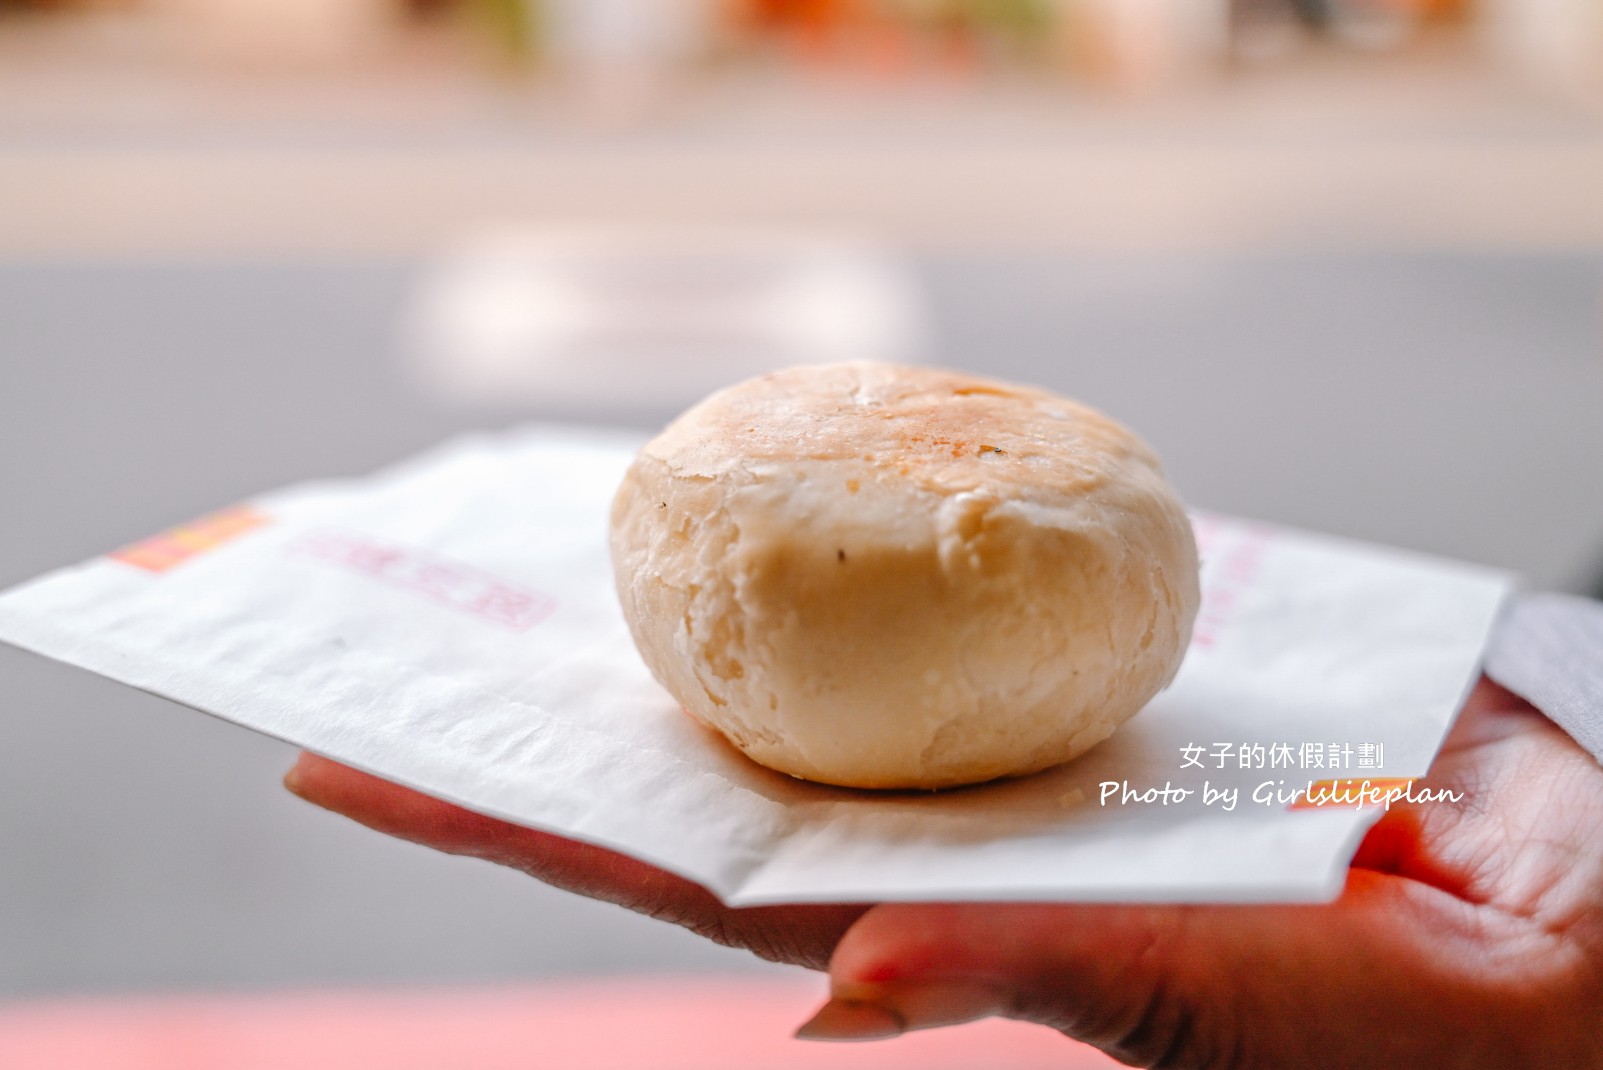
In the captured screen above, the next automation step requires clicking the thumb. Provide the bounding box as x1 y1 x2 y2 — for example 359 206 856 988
797 900 1210 1062
795 875 1457 1068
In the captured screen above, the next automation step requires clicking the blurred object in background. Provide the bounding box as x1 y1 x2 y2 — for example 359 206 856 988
1483 0 1603 98
147 0 392 66
453 0 541 67
5 0 1598 97
406 227 930 417
717 0 1058 78
539 0 711 112
1226 0 1471 62
712 0 1223 92
1061 0 1226 92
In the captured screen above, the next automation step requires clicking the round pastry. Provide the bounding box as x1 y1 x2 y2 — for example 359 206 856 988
609 362 1199 790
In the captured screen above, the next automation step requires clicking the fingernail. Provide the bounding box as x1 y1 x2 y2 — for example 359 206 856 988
281 755 314 800
794 998 905 1042
796 979 1012 1042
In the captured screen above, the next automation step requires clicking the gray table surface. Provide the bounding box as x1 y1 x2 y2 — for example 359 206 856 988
3 252 1601 998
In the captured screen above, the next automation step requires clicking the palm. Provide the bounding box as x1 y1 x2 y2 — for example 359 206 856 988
1361 680 1603 939
284 679 1603 1068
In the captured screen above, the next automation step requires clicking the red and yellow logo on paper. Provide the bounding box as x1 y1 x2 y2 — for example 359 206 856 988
110 506 270 573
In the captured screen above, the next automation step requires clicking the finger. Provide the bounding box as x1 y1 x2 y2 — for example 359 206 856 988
800 875 1529 1068
283 752 867 970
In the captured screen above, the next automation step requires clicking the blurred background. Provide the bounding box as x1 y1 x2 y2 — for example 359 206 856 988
3 1 1603 1066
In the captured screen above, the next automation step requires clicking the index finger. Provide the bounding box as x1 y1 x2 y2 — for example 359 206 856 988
282 752 868 971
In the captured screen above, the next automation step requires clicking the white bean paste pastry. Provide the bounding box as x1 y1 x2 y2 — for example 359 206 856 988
610 362 1200 790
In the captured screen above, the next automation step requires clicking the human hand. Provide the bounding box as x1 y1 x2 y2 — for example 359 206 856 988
283 678 1603 1068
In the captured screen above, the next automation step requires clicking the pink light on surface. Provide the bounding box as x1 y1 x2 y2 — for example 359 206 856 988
0 976 1127 1070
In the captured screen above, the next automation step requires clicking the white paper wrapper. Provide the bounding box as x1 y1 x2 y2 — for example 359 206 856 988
0 426 1511 904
